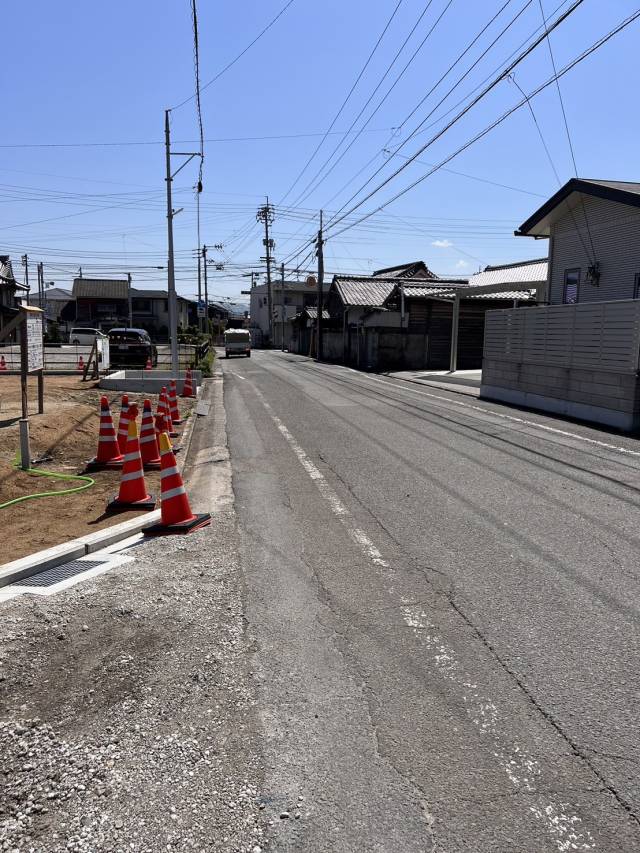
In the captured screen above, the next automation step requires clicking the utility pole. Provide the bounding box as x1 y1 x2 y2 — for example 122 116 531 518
37 262 45 334
316 210 324 362
164 108 201 373
164 110 179 373
280 262 285 351
127 273 133 327
257 199 275 345
21 255 30 306
202 245 209 337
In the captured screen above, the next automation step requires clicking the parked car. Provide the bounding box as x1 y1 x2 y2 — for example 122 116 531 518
68 327 101 345
108 328 158 368
224 328 251 358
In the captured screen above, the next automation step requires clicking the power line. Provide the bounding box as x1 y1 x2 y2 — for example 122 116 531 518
324 0 586 234
171 0 297 110
277 0 405 206
326 7 640 239
285 0 440 210
291 0 457 209
325 0 537 226
537 0 596 263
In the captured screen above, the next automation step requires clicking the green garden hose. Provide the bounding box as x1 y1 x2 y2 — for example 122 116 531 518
0 454 95 510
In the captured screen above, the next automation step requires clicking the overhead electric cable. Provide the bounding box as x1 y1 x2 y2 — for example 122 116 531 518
324 0 586 232
172 0 296 109
278 0 405 205
537 0 596 262
326 7 640 239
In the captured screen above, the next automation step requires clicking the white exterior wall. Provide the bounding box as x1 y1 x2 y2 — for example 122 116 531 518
549 195 640 304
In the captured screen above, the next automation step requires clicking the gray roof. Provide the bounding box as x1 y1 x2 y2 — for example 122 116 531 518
372 261 437 279
516 178 640 237
302 307 330 320
34 287 72 302
333 276 398 307
468 259 547 289
72 278 128 299
130 288 168 299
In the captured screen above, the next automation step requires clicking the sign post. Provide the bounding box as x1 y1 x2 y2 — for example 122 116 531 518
18 306 44 469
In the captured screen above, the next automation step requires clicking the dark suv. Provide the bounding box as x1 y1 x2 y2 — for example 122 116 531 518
108 328 158 369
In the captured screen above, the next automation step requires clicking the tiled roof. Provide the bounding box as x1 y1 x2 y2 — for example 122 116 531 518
72 278 129 299
468 260 547 288
303 307 330 319
372 261 437 279
333 276 397 307
0 255 28 290
130 288 168 299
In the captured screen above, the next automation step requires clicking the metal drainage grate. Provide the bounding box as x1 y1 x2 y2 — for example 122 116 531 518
17 559 110 588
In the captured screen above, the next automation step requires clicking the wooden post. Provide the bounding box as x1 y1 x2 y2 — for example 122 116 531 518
20 319 28 420
37 369 44 414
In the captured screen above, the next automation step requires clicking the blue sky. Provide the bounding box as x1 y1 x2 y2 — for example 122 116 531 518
3 0 639 299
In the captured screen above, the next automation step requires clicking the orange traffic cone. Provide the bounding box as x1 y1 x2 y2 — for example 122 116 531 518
181 367 196 398
159 387 178 437
145 433 210 535
117 394 132 453
145 356 152 371
87 396 124 470
107 406 156 511
0 355 7 372
140 399 161 469
154 407 180 454
168 379 182 424
77 355 84 373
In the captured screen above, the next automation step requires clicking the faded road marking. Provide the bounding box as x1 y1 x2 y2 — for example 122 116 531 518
402 604 595 852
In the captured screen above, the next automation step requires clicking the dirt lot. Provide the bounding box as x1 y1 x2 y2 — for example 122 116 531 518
0 375 195 563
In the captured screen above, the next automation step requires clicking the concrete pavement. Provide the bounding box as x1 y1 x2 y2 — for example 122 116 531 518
225 350 640 852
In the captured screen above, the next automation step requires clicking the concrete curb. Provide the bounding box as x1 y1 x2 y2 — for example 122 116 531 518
0 387 205 589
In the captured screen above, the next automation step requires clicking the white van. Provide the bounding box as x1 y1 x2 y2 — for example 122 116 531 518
69 327 101 345
224 328 251 358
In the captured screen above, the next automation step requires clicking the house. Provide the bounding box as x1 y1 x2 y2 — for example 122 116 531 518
0 256 29 335
481 178 640 430
72 278 129 328
29 287 74 327
514 178 640 304
289 307 330 356
324 271 535 371
247 277 329 346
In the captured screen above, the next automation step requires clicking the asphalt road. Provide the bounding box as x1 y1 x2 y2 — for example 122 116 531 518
224 349 640 853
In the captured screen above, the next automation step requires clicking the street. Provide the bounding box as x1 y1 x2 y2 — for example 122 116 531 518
225 350 640 851
2 351 640 852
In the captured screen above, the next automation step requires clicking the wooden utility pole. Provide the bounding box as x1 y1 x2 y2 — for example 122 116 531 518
316 210 324 362
202 244 209 335
280 262 285 351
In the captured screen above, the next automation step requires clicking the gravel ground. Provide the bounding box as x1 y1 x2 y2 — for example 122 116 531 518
0 509 266 851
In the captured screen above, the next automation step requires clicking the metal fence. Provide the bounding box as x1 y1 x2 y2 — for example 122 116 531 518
483 300 640 374
0 343 199 373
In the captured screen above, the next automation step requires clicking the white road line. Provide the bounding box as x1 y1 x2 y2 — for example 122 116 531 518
401 605 595 853
251 382 388 567
360 372 640 457
241 368 598 850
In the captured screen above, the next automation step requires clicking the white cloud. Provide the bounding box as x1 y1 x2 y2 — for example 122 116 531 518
455 260 469 269
431 239 453 248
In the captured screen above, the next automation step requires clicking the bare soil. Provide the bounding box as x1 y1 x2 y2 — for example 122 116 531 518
0 375 194 563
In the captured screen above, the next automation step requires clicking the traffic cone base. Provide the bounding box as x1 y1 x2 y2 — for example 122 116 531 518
107 492 156 512
86 456 123 471
144 432 210 536
144 513 210 535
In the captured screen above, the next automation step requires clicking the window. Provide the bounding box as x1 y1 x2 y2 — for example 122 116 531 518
563 269 580 304
634 274 640 299
132 298 151 313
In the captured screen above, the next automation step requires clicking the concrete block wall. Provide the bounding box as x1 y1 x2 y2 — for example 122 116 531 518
481 358 640 429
